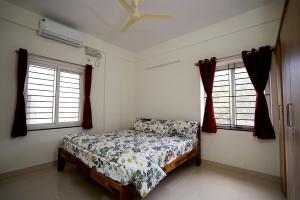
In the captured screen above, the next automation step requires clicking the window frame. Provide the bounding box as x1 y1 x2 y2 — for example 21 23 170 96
25 55 84 131
200 58 271 132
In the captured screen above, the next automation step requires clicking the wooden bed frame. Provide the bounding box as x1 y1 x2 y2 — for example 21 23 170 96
58 120 201 200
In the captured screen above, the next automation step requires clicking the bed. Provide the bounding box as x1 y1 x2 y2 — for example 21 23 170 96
58 118 201 200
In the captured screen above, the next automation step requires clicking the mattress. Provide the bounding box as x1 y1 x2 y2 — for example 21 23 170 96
62 129 195 197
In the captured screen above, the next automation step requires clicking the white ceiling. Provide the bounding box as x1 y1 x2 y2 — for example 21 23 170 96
6 0 275 52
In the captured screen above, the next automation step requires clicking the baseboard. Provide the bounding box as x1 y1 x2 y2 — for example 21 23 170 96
202 159 281 184
0 161 57 181
0 159 281 184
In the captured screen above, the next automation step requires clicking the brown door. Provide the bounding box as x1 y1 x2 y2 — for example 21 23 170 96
279 0 300 199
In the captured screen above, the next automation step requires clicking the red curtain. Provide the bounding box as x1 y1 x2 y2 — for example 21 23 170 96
11 48 28 137
199 57 217 133
242 46 275 139
82 65 93 129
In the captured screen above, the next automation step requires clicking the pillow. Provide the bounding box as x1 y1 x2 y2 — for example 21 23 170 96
151 120 173 136
169 120 199 140
131 119 153 133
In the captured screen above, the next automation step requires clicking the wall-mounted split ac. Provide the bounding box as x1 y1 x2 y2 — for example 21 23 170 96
38 19 85 47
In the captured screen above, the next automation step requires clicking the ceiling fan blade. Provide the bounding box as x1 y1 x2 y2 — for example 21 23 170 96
133 0 141 7
118 0 134 14
141 15 171 20
121 19 138 32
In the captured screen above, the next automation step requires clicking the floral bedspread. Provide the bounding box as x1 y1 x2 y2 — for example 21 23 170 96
62 130 195 197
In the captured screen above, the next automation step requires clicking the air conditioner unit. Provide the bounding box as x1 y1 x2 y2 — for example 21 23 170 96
38 19 85 47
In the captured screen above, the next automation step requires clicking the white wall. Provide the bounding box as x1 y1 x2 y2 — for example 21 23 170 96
135 0 284 176
0 1 136 173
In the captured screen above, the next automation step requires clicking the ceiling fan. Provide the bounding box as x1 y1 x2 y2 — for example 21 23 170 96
118 0 171 32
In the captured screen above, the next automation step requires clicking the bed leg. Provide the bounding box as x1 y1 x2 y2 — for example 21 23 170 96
196 157 201 166
119 186 131 200
196 154 201 166
57 149 66 171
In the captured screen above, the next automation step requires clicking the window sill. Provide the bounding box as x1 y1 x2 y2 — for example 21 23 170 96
200 126 253 132
217 126 254 132
28 125 81 132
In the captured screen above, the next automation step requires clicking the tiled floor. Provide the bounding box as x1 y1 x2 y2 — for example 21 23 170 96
0 161 286 200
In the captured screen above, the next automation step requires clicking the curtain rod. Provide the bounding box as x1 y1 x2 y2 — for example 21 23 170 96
194 47 275 67
145 60 180 70
15 50 94 69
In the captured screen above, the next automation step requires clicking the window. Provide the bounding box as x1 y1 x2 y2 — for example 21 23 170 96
26 56 83 130
202 61 270 131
